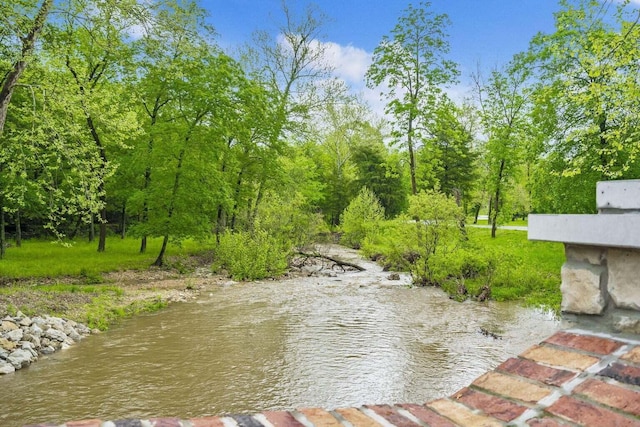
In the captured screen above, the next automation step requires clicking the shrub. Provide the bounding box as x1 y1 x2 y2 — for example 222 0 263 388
213 229 290 281
406 190 465 285
340 187 385 249
361 218 413 271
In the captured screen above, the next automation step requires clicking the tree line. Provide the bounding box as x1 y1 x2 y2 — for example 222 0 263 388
1 0 639 262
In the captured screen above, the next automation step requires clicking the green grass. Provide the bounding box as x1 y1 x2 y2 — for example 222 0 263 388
471 218 528 227
465 228 564 310
0 237 211 280
0 237 211 329
363 221 564 312
0 282 167 330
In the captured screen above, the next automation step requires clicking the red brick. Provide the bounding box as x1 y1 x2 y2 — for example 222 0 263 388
453 387 527 422
148 418 182 427
599 362 640 386
472 371 552 404
574 378 640 416
521 345 599 371
66 421 102 427
527 418 572 426
622 346 640 364
335 408 383 427
397 404 456 427
298 408 342 427
263 411 304 427
498 357 576 386
427 399 503 427
365 405 421 427
544 331 624 355
190 417 226 427
547 396 640 427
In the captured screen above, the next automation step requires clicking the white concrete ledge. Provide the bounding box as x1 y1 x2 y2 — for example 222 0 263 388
529 214 640 249
597 180 640 211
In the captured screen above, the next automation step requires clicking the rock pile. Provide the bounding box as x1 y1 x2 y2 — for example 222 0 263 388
0 312 92 374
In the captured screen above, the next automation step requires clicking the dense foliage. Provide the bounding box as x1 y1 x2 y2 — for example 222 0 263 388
0 1 637 300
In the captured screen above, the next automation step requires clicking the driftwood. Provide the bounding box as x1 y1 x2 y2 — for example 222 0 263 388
296 251 366 271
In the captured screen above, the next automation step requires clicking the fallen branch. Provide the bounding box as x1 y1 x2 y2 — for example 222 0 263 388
296 251 366 271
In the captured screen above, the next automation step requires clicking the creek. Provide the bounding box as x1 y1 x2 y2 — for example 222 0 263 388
0 245 559 426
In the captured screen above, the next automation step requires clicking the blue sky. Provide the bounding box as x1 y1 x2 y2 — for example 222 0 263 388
202 1 627 109
207 1 559 73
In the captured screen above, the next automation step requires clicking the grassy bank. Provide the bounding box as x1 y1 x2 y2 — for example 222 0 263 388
362 223 564 313
0 237 213 329
457 228 564 309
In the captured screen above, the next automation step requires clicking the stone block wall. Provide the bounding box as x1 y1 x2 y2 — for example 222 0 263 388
529 180 640 336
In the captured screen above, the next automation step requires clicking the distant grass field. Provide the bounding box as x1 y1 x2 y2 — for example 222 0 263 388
0 237 211 280
471 218 529 227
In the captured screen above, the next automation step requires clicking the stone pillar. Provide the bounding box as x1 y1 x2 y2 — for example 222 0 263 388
529 180 640 335
561 245 607 315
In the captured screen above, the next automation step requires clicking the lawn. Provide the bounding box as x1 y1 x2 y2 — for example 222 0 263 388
0 237 211 280
466 228 564 310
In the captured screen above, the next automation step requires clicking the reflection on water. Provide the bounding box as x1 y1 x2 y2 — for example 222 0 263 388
0 246 559 427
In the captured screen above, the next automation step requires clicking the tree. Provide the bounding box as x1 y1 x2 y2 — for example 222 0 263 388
310 100 367 225
127 0 215 253
133 48 253 267
528 0 640 211
473 56 531 237
51 0 144 251
0 0 53 257
407 190 464 285
417 98 477 210
0 0 53 136
340 187 385 249
351 140 408 218
242 1 344 227
366 1 458 195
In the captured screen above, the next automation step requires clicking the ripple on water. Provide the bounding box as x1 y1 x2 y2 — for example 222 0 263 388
0 246 559 427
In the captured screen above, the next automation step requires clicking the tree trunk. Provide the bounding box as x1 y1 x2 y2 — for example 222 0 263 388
120 201 126 239
491 159 506 239
473 203 481 224
140 139 153 253
153 147 186 266
230 169 244 231
407 120 418 195
89 214 95 242
153 234 169 267
251 177 265 231
215 205 226 244
0 0 53 135
98 206 107 252
15 210 21 247
0 194 5 259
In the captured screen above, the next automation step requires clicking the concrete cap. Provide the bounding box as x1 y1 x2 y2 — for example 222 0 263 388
528 214 640 249
597 180 640 211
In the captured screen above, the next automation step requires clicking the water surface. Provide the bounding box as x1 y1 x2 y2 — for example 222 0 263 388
0 246 559 426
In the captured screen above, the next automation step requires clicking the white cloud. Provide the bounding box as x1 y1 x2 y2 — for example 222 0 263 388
308 40 389 116
321 42 372 85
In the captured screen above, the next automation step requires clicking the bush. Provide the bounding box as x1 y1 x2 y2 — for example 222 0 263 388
361 218 413 271
406 190 465 285
340 187 384 249
255 191 327 249
213 229 290 281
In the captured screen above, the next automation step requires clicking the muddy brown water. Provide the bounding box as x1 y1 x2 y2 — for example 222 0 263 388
0 245 559 427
